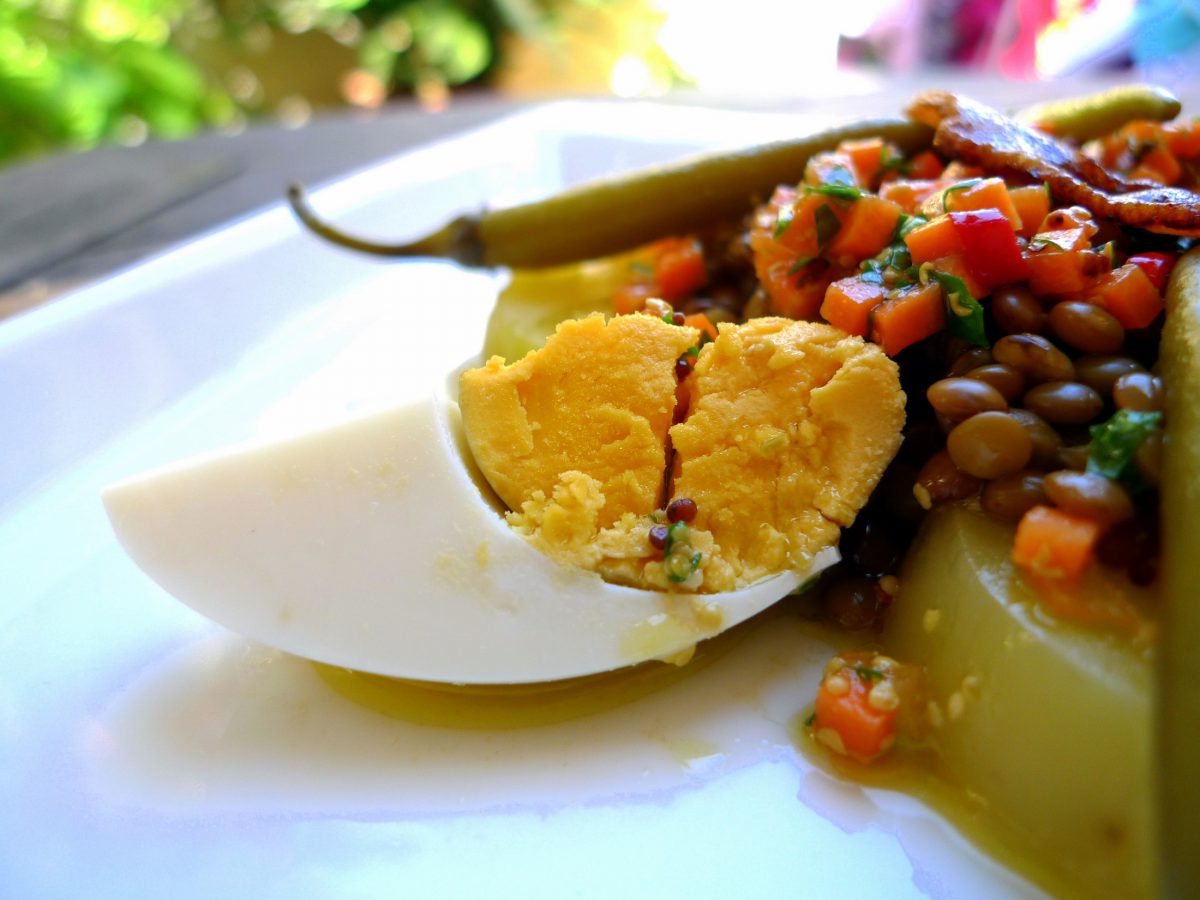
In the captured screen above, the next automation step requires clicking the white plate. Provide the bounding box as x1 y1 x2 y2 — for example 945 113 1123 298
0 101 1044 899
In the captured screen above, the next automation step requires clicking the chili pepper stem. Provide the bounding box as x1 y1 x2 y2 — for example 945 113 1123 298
287 183 485 265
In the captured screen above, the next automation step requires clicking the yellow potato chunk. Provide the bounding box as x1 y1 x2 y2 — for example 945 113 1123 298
459 312 699 527
670 318 905 590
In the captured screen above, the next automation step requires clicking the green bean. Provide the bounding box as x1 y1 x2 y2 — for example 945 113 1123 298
287 118 932 269
1158 247 1200 899
1015 84 1181 143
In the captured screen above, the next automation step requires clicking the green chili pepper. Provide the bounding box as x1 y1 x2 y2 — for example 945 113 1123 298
1015 84 1181 143
288 119 932 269
1158 247 1200 899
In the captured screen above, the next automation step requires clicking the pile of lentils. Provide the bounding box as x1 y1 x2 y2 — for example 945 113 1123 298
821 266 1166 630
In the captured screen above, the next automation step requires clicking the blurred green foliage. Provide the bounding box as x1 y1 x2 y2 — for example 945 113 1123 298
0 0 602 165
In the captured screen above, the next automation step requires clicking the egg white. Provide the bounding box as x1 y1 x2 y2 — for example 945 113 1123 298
103 388 838 684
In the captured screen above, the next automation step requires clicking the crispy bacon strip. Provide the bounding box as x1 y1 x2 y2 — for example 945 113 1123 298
908 90 1200 234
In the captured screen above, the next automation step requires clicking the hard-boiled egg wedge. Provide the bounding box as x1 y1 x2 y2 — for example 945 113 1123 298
103 388 839 684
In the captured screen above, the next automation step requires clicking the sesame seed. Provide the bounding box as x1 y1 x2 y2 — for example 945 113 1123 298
947 691 966 721
868 681 900 711
824 674 850 696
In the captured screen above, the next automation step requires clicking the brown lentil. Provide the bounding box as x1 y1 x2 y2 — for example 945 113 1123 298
981 470 1047 522
1007 407 1063 467
1073 355 1146 395
946 411 1034 479
1112 371 1164 412
965 364 1026 403
666 497 697 523
822 574 882 630
1135 430 1163 486
914 450 981 508
1048 301 1125 354
1057 443 1092 471
947 346 993 377
670 310 687 326
991 285 1047 335
992 333 1075 383
1023 381 1104 425
926 377 1008 422
1043 470 1134 525
674 355 694 380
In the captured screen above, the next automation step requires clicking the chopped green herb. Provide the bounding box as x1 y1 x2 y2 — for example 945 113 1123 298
941 177 984 212
684 345 701 358
853 667 885 681
774 203 796 238
806 182 863 201
1087 409 1163 481
662 521 702 583
803 711 816 728
893 213 927 241
788 255 815 275
815 204 841 248
860 269 885 285
922 264 989 347
661 312 675 325
879 147 911 176
1029 237 1066 252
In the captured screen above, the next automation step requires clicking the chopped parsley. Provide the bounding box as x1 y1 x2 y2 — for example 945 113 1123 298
806 182 863 201
663 521 702 584
1087 409 1163 483
941 177 984 211
922 265 989 347
774 203 796 238
815 203 841 248
852 667 885 681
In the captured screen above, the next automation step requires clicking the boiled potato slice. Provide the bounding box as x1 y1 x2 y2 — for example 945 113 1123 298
883 504 1154 899
483 258 625 361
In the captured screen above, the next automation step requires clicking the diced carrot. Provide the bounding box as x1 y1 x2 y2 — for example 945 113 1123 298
1030 225 1093 252
1026 249 1090 296
943 177 1023 229
869 282 946 356
825 195 903 264
821 277 888 337
1164 120 1200 159
879 178 951 214
1007 184 1052 238
805 151 859 187
926 252 987 300
1131 144 1182 185
839 137 886 188
907 150 944 180
813 664 897 759
613 281 655 315
1090 263 1165 329
1012 505 1102 583
758 258 833 320
904 214 963 265
683 311 719 342
941 161 984 180
653 236 707 300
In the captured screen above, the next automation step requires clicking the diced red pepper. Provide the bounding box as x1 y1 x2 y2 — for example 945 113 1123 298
949 208 1030 289
1126 251 1178 293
